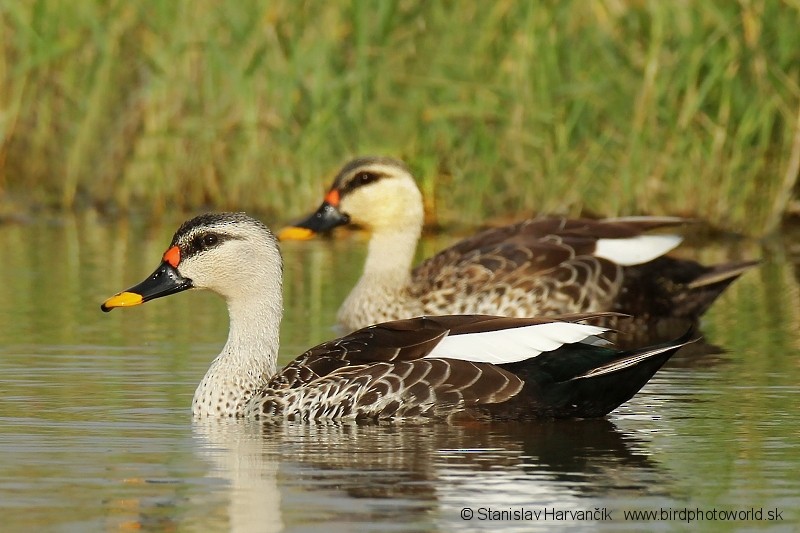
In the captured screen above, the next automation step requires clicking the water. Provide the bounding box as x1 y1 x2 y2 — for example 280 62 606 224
0 214 798 532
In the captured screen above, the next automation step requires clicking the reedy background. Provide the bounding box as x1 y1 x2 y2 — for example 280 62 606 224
1 0 799 235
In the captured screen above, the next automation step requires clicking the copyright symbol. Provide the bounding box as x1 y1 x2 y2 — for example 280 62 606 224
461 507 473 520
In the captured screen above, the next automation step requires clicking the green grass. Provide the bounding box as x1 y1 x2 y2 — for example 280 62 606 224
1 0 799 235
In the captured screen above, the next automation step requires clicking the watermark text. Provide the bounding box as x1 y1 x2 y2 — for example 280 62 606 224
458 506 784 523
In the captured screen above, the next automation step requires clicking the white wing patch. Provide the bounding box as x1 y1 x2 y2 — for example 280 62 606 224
594 234 682 266
424 322 609 365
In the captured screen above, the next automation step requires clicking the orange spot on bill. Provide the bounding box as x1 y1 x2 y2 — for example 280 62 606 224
163 246 181 267
277 226 316 241
324 189 340 207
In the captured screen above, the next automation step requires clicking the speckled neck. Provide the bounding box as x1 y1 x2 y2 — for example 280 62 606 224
192 265 283 417
337 225 421 330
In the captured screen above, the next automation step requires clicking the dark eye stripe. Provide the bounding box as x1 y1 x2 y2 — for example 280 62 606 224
183 231 237 260
339 171 383 197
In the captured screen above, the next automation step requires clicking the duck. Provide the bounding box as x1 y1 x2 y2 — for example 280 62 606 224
279 157 758 331
101 212 694 421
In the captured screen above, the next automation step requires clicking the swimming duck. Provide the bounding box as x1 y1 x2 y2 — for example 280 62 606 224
101 212 693 421
279 157 757 331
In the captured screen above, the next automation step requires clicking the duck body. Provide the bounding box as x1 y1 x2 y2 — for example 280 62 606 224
102 212 692 421
253 314 691 421
280 157 757 331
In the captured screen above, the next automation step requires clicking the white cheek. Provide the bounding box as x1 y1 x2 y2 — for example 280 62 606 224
179 252 237 288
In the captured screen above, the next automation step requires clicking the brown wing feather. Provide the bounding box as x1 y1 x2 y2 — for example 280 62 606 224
291 313 619 368
408 217 682 315
416 217 686 262
264 358 524 419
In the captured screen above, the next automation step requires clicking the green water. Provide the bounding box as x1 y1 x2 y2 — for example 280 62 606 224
0 214 797 532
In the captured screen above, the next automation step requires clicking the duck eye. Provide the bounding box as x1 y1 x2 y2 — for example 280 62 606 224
202 233 219 247
356 172 378 185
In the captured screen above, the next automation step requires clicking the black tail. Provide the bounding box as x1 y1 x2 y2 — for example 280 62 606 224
617 257 759 320
490 328 697 420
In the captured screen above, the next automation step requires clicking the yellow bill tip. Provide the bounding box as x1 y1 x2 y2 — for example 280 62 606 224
101 291 144 312
277 226 316 241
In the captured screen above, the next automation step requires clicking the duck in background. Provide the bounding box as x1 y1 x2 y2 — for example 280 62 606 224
279 157 757 335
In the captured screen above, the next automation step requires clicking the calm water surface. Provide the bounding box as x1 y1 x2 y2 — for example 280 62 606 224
0 214 798 532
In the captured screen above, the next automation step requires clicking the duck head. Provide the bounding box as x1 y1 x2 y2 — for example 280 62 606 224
102 212 283 311
278 157 424 240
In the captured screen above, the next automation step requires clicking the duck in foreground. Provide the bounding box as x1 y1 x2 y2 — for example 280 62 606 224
279 157 758 331
101 212 695 421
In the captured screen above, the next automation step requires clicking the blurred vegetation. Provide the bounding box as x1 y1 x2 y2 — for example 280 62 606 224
1 0 799 235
